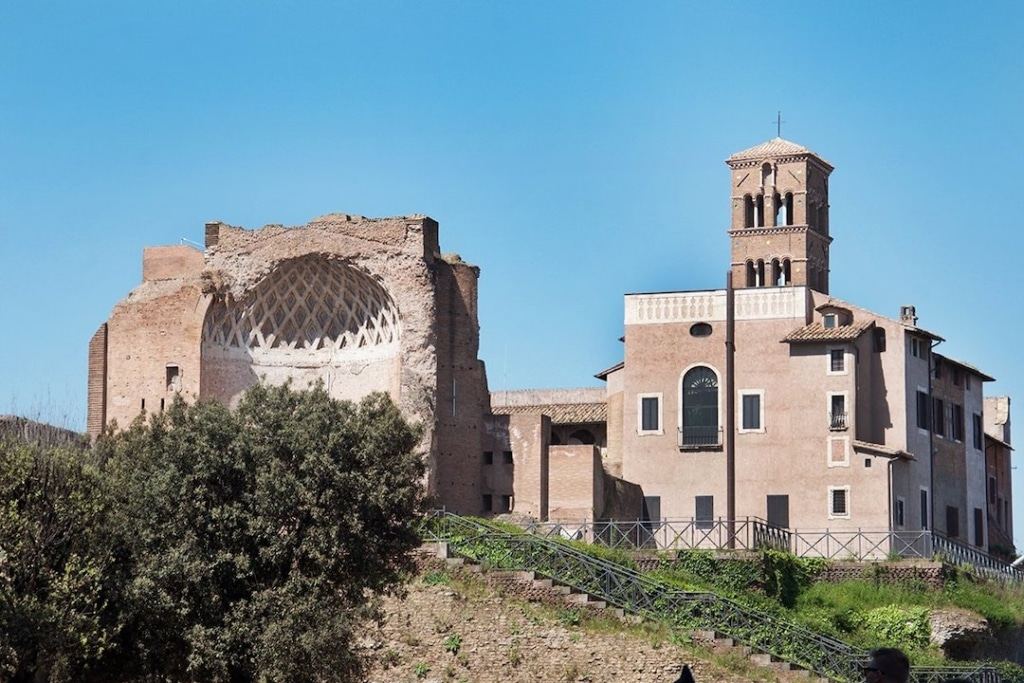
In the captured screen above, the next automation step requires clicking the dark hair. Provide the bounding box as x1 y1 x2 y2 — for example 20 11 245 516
869 648 910 683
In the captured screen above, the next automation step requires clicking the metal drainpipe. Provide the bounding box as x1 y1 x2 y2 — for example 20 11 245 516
928 337 943 535
725 270 736 549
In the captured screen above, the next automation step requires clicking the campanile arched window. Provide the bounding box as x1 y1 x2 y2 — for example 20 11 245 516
681 365 720 447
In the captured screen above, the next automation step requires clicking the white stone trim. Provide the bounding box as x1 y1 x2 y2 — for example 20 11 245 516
826 390 849 428
625 287 806 325
827 435 850 468
636 392 664 436
828 485 851 519
826 345 849 376
737 389 765 433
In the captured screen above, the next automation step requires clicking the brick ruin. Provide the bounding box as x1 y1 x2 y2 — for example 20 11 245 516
88 213 634 517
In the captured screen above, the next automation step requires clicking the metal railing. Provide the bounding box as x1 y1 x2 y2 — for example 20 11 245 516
829 411 848 430
521 517 1024 581
420 512 1000 683
677 426 723 449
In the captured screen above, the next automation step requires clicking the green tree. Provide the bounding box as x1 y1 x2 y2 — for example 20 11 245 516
102 385 424 681
0 442 132 682
1 384 424 682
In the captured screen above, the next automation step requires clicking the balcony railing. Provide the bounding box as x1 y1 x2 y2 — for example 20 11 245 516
678 426 723 449
829 411 848 431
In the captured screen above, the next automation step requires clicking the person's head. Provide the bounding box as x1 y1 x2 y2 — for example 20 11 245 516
862 648 910 683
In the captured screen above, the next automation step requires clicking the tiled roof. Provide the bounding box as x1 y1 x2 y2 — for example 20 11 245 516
595 361 624 380
726 137 831 166
491 402 607 425
934 353 996 382
782 320 874 343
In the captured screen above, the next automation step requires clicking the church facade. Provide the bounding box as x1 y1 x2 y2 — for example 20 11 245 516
87 136 1014 554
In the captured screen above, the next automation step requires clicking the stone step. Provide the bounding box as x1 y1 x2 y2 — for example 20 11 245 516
532 578 553 589
550 585 572 595
692 630 717 643
516 570 537 582
445 557 465 568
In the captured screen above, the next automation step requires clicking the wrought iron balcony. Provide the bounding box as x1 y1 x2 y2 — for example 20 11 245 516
829 412 848 431
678 426 723 449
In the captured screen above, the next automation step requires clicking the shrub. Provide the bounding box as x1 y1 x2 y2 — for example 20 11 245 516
859 605 930 650
0 443 133 681
2 384 424 682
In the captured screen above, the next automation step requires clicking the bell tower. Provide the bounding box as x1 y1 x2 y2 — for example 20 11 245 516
725 137 834 293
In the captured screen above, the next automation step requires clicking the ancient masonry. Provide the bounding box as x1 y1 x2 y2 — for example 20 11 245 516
88 214 490 512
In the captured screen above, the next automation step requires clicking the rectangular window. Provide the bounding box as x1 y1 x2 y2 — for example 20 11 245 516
741 392 762 431
934 360 943 380
165 364 181 391
643 496 661 523
910 338 919 358
966 374 971 390
482 494 493 512
895 498 906 527
973 414 984 450
933 398 945 437
483 451 493 465
830 349 845 373
946 506 960 538
766 495 790 529
829 487 849 518
989 476 997 504
920 490 929 530
951 404 964 442
641 396 659 432
952 367 961 387
974 507 984 547
823 314 837 329
695 495 714 530
503 451 513 464
916 391 930 431
830 394 847 430
499 495 512 513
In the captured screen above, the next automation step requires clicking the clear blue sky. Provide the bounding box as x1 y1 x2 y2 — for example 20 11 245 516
2 2 1022 544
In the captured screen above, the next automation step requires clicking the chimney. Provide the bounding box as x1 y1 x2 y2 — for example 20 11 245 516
899 305 917 325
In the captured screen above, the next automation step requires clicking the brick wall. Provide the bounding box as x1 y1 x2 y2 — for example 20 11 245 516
86 323 107 440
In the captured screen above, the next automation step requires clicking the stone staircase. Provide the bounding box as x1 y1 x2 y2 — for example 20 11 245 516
428 543 830 682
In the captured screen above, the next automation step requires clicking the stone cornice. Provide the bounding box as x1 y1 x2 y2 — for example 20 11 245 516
727 225 833 244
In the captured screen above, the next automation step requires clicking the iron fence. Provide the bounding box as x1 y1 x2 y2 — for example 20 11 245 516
522 517 1024 581
420 512 1001 683
677 426 723 449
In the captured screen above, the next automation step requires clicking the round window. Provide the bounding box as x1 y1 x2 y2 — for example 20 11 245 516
690 322 713 337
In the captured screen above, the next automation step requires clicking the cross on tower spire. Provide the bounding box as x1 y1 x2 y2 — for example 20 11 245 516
774 111 784 138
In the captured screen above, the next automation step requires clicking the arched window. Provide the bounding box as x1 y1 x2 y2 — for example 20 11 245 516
569 429 595 446
743 195 754 228
771 259 782 286
761 162 773 188
783 259 792 285
773 193 782 227
756 259 766 287
784 193 794 226
681 366 719 447
746 260 756 287
755 195 765 227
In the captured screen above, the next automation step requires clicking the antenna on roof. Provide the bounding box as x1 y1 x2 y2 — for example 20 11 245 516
774 111 785 138
180 237 203 249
